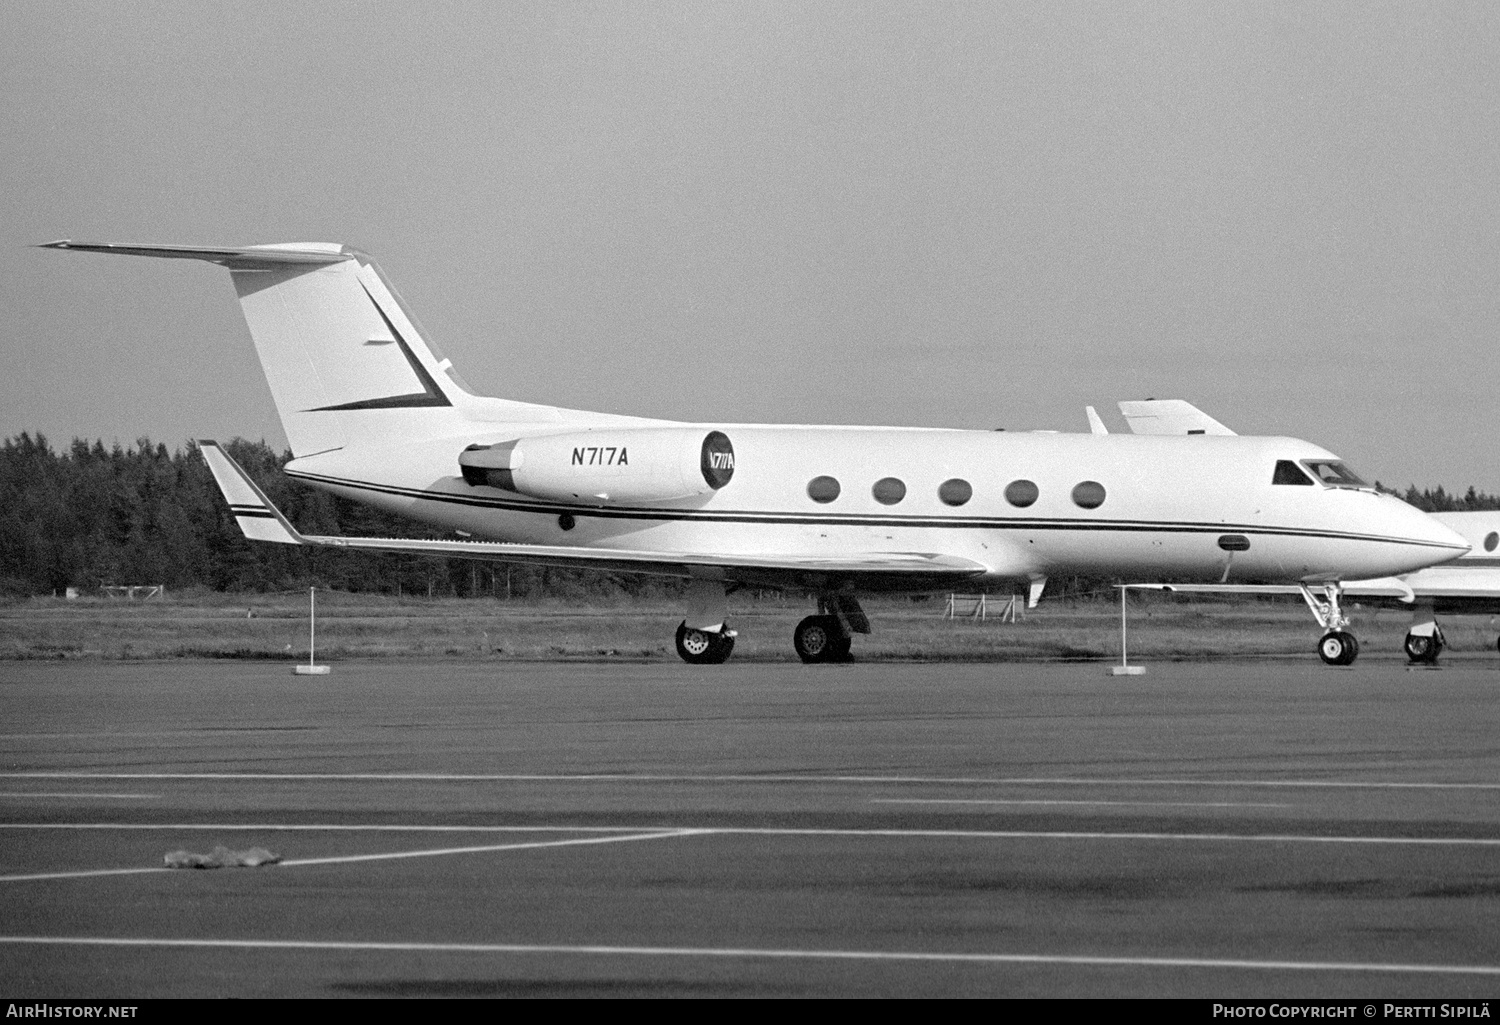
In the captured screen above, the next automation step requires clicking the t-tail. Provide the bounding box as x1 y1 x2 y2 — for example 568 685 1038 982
38 241 566 458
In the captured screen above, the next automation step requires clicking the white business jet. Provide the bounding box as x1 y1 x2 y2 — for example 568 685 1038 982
1108 398 1500 664
42 242 1469 665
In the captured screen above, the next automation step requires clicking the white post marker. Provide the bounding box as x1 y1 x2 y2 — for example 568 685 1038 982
294 586 331 676
1109 585 1146 676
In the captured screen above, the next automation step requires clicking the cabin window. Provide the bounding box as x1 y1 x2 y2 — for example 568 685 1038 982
1273 460 1315 485
1005 479 1039 508
938 478 972 506
1486 532 1498 553
1072 481 1106 509
1218 534 1251 551
1301 460 1368 488
872 477 906 505
807 475 841 503
557 513 575 531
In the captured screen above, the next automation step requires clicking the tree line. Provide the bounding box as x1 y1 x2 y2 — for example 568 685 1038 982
0 434 676 598
2 433 1497 598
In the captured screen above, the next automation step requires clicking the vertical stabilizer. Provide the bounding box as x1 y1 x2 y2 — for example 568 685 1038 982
40 241 494 457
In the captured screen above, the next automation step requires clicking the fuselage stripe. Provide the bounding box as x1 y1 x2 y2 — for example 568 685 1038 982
283 470 1459 550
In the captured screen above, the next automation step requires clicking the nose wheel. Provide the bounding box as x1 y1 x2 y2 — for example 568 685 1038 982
675 621 736 664
1317 630 1359 666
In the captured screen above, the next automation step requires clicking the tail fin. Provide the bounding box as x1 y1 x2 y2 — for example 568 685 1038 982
41 241 492 458
1117 399 1237 436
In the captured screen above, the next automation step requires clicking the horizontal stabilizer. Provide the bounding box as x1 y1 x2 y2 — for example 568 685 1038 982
199 443 987 587
1117 399 1236 436
38 240 352 269
198 441 306 545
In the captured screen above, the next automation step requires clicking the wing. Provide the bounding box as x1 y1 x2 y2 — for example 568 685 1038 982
1158 580 1418 600
198 441 989 591
1117 399 1236 436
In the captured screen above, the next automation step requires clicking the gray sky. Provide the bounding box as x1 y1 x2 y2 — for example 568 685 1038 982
3 1 1497 492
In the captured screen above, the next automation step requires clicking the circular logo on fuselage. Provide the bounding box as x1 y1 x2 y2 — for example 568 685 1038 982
700 431 735 489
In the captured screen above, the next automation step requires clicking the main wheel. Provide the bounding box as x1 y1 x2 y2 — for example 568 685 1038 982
1404 631 1441 664
794 615 845 664
1318 631 1357 666
829 634 854 662
675 621 734 665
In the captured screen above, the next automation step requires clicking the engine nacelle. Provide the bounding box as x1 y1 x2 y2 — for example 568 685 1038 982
459 428 735 504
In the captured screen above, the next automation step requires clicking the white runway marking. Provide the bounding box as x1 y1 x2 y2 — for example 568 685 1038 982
279 828 705 868
0 823 673 833
5 771 1498 790
3 822 1499 847
0 866 170 884
1 935 1497 977
872 799 1291 809
0 828 704 883
0 792 159 800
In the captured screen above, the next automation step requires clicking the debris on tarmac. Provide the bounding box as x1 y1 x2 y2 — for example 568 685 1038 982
164 845 281 869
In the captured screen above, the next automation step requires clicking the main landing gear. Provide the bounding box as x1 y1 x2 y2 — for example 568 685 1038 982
667 582 874 665
673 578 737 665
793 593 869 664
675 620 736 664
1301 584 1361 667
793 615 852 663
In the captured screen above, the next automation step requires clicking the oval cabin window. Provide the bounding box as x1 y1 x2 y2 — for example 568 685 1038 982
872 477 906 505
1487 532 1499 553
807 475 841 503
1005 479 1039 508
1071 481 1106 509
938 478 972 506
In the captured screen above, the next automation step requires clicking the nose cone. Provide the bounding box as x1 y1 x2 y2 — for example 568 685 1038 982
1380 502 1471 575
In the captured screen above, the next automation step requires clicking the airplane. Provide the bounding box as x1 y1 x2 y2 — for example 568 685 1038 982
40 240 1470 665
1108 398 1500 664
1345 511 1500 664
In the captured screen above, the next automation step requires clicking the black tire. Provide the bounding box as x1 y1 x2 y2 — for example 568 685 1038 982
713 633 736 662
675 621 734 665
794 615 844 664
1404 632 1440 664
830 634 854 662
1318 631 1357 667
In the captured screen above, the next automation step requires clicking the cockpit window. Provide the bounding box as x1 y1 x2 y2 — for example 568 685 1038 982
1301 460 1368 488
1273 460 1314 486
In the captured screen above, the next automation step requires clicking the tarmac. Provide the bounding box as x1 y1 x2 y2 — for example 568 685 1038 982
2 656 1500 998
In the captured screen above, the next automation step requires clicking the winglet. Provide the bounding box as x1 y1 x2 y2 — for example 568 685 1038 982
197 441 307 545
1085 406 1108 435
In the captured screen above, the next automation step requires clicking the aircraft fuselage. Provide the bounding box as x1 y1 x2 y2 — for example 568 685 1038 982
283 424 1462 590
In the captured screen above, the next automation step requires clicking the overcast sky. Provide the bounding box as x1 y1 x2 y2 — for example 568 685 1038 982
3 1 1497 492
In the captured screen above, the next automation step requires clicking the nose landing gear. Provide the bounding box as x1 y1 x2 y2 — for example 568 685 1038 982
1318 630 1358 666
1303 584 1360 666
